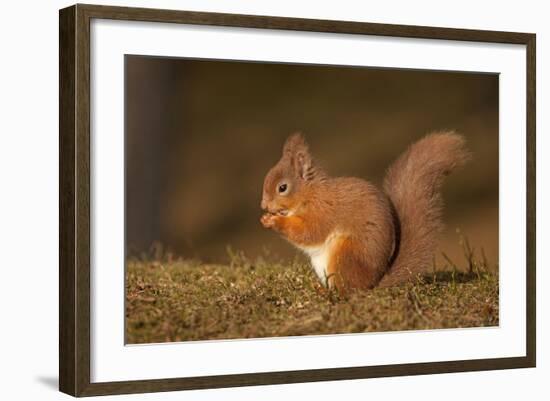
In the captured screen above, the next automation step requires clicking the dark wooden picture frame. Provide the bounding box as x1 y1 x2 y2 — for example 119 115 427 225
59 3 536 397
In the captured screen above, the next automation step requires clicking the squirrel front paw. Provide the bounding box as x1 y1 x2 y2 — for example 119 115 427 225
260 213 277 228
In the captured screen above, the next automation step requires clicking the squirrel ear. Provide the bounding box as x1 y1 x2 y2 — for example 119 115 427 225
283 132 308 157
282 133 315 181
294 150 315 181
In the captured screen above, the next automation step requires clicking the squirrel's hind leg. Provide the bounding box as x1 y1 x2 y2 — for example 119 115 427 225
326 237 381 292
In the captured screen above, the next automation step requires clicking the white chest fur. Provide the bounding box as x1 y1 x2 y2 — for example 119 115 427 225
297 232 341 285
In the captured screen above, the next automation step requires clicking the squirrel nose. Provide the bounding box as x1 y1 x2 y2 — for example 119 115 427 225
261 199 267 211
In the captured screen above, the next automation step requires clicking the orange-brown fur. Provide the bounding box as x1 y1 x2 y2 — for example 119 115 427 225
261 132 470 292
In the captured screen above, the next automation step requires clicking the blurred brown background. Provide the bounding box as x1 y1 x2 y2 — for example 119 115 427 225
125 56 498 269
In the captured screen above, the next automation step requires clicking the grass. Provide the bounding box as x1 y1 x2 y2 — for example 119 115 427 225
126 241 498 344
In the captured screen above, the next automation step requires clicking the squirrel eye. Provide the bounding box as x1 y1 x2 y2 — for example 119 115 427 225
278 183 288 193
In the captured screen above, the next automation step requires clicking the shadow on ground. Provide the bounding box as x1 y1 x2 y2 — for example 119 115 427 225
422 270 488 284
35 376 58 391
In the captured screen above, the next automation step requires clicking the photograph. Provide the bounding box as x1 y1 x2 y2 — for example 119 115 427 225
54 2 537 397
124 56 499 344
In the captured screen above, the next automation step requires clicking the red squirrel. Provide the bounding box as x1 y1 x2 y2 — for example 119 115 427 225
260 132 470 292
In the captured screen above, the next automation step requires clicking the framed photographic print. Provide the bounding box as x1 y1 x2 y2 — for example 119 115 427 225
59 4 536 397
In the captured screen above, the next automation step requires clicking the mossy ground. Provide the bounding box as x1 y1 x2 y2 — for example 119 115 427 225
126 246 498 344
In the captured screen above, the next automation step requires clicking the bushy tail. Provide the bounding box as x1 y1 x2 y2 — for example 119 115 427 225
378 131 470 287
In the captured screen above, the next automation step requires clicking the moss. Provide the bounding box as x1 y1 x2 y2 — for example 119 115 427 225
125 253 498 344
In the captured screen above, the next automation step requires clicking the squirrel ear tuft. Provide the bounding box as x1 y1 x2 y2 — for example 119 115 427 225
283 132 308 157
282 132 315 181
